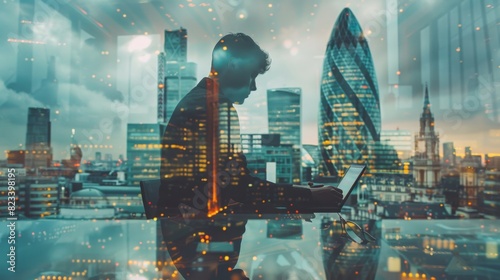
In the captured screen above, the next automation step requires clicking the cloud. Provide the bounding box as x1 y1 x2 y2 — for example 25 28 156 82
0 80 128 160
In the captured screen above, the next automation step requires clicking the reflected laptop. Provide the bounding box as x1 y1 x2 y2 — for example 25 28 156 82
312 164 366 212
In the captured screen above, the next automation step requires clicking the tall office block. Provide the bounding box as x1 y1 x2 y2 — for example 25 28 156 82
397 0 499 121
267 88 302 183
319 8 381 177
381 130 413 160
157 52 166 123
26 108 51 148
242 134 294 184
165 62 197 123
162 29 197 123
127 124 165 186
443 142 456 168
164 29 187 62
25 107 52 171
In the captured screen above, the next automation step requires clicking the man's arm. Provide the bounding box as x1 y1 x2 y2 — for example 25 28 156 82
225 153 342 214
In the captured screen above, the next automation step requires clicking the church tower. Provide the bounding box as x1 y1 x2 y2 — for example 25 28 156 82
413 85 441 188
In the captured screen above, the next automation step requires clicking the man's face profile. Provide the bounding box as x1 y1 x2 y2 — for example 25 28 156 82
221 57 260 105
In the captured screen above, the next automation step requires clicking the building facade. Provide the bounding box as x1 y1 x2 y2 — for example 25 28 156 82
443 142 457 169
396 0 499 122
267 88 302 183
25 179 59 218
162 29 197 123
319 8 381 177
25 107 53 171
126 124 165 186
242 134 295 184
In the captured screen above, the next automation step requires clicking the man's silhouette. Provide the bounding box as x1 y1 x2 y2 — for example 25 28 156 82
159 33 342 279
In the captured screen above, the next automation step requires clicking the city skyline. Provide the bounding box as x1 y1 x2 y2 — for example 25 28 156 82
1 1 500 161
1 2 499 279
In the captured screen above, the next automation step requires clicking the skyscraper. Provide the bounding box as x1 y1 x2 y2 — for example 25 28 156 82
164 29 187 62
26 107 51 148
414 86 441 188
396 0 499 121
126 124 165 186
241 134 294 184
381 130 413 160
157 52 166 123
25 107 52 171
267 88 302 183
443 142 456 168
319 8 381 177
161 29 197 123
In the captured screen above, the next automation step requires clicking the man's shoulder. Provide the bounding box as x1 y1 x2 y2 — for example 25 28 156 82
177 87 207 111
167 82 208 127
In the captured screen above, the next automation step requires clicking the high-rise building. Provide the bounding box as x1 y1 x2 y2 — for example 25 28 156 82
242 134 295 184
485 155 500 170
267 88 301 183
381 130 413 160
157 52 166 123
25 107 52 171
164 29 187 62
443 142 456 168
319 8 381 177
127 124 165 186
26 107 51 148
161 29 197 123
267 88 301 147
369 130 414 175
371 141 402 175
396 0 499 121
413 86 441 188
164 62 197 123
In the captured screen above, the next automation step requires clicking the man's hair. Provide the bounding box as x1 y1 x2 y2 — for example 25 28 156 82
211 33 271 75
229 268 249 280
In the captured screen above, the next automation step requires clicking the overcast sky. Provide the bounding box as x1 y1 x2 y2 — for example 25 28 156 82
1 0 499 161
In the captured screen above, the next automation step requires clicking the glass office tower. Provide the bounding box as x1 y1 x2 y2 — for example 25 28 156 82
319 8 381 177
267 88 302 183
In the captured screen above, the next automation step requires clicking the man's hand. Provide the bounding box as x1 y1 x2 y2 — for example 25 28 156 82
310 185 343 212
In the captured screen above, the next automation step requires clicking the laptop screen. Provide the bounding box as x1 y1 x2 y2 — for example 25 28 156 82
337 165 366 205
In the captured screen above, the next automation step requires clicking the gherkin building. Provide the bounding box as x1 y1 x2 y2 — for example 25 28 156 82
319 8 381 177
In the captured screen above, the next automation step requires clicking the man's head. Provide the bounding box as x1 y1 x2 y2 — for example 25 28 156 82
210 33 271 104
229 268 249 280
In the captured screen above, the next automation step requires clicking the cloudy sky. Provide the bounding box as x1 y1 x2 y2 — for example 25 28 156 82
1 0 499 161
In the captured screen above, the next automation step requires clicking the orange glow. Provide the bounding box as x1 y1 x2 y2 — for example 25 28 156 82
207 79 220 217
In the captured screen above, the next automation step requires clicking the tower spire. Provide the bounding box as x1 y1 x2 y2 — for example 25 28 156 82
424 83 430 109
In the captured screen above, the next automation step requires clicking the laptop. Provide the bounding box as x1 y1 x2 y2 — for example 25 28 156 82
312 164 366 212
